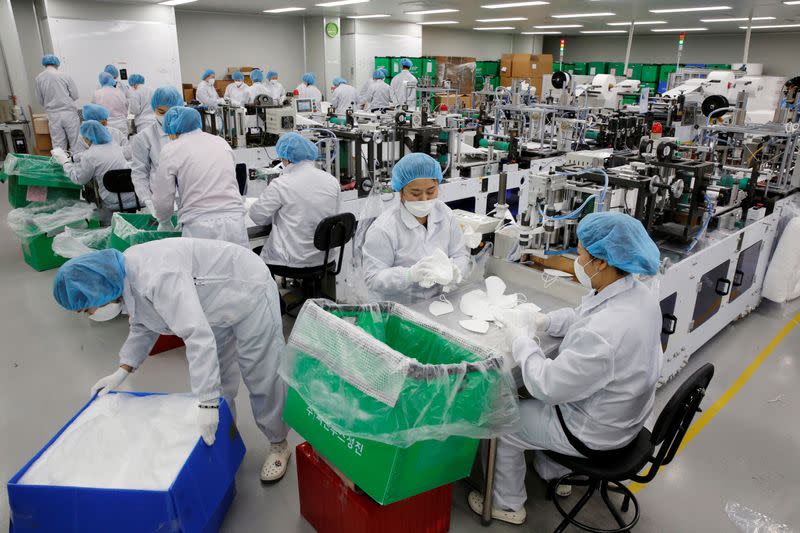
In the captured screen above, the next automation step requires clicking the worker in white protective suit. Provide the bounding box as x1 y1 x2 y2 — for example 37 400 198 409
329 77 358 114
246 69 270 103
52 241 293 483
56 120 136 217
196 69 224 110
295 72 323 108
151 106 248 247
360 69 394 113
249 132 340 267
391 58 418 110
362 153 470 304
74 104 131 161
467 211 663 525
130 86 183 207
93 72 129 134
224 71 249 106
34 54 81 153
103 64 131 100
126 74 156 133
265 70 286 104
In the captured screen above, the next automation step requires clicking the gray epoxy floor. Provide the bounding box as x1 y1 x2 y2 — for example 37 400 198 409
1 194 799 533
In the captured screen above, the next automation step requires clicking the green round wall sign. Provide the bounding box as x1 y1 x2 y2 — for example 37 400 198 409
325 22 339 38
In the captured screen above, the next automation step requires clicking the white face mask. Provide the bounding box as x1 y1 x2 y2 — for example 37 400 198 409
235 81 243 87
404 199 437 218
89 301 123 322
207 77 215 85
156 114 165 126
574 257 599 290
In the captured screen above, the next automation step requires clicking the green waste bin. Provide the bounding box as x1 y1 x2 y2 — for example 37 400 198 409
571 62 588 75
109 212 181 251
409 58 423 77
374 57 390 74
2 153 82 208
659 64 678 82
421 58 437 80
476 61 499 78
641 64 659 82
607 62 625 76
587 61 607 75
280 301 519 505
628 64 643 80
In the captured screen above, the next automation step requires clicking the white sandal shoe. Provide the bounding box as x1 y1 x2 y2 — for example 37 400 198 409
555 484 572 497
260 441 291 483
467 490 527 525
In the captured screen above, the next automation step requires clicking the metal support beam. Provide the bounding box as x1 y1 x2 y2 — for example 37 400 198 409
623 23 634 76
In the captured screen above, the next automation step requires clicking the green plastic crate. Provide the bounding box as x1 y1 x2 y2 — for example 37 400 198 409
659 64 678 82
409 58 423 77
475 76 499 91
628 64 643 80
390 57 402 76
374 57 390 74
587 61 607 75
641 64 659 83
571 62 588 75
21 219 101 271
476 61 499 78
281 301 518 505
109 213 181 251
707 63 731 70
607 62 625 76
421 58 437 80
3 154 81 208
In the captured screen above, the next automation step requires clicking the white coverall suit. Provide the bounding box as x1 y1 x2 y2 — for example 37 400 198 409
391 70 418 109
329 84 358 114
127 86 156 133
295 83 323 107
34 67 81 153
117 238 289 443
493 275 663 511
130 120 170 202
64 142 137 213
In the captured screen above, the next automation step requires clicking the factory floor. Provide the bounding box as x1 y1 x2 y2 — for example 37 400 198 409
1 196 799 533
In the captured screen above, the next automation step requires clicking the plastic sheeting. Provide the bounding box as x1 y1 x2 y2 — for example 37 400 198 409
280 300 520 447
52 226 111 258
2 153 64 178
763 217 800 303
7 200 97 244
725 502 794 533
19 394 201 490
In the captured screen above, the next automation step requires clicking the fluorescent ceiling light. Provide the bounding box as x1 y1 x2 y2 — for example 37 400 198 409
404 8 459 15
475 17 527 22
552 12 614 18
783 1 800 4
474 26 516 30
521 31 560 34
263 7 306 13
316 0 370 6
580 29 626 33
533 24 582 28
417 20 459 25
701 16 775 22
607 20 667 26
347 14 389 18
482 1 549 8
738 23 800 29
158 0 197 5
651 27 708 32
650 6 731 13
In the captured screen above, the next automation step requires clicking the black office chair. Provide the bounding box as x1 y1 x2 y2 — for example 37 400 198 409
543 363 715 533
264 213 356 315
102 169 141 213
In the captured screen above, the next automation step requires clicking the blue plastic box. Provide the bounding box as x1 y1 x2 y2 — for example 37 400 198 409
7 392 246 533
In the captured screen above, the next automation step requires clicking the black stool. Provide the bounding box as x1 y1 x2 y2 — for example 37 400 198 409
102 169 140 213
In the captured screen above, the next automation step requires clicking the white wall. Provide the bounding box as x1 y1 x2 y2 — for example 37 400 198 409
422 27 512 60
44 0 174 23
11 0 43 112
542 32 800 77
175 10 304 87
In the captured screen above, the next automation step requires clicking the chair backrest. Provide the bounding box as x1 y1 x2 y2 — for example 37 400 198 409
634 363 714 483
235 163 247 195
314 213 357 276
102 169 139 212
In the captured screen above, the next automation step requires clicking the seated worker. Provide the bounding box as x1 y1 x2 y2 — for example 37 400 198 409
249 132 340 267
52 239 292 483
151 106 248 247
224 71 249 106
468 211 663 525
53 120 136 217
92 72 129 134
360 69 393 113
127 74 156 133
362 153 470 304
74 103 131 160
329 77 357 114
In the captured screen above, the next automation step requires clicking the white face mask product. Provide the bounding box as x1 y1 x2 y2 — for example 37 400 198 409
404 199 437 218
574 257 598 289
89 301 123 322
428 295 453 317
459 319 490 334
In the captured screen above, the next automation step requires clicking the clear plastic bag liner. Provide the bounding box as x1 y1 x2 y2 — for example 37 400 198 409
725 502 794 533
3 153 64 177
111 212 180 247
280 299 521 447
52 226 112 258
7 199 97 243
342 184 388 303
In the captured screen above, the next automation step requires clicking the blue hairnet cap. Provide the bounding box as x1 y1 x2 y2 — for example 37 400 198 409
99 72 115 87
53 249 126 311
400 58 413 69
373 69 387 80
104 64 119 79
266 70 278 80
128 73 145 86
42 54 60 67
232 71 244 81
250 69 264 82
80 120 113 145
150 85 183 112
302 72 316 85
391 153 443 192
577 212 661 276
163 106 201 135
332 77 346 87
276 132 319 163
201 69 215 80
82 103 110 122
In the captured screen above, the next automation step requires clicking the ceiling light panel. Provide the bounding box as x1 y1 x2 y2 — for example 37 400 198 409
738 23 800 29
416 20 459 25
606 21 667 26
650 6 731 13
474 26 516 30
475 17 527 22
482 1 549 8
651 27 709 32
700 16 774 22
404 8 459 15
263 7 306 13
552 12 614 18
316 0 370 7
533 24 582 28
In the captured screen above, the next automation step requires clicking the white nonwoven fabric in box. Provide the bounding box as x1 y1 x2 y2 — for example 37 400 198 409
762 217 800 303
20 393 201 490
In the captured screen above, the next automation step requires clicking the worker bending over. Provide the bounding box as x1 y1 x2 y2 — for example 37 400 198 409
52 240 292 483
93 72 129 134
329 78 358 114
362 153 469 304
34 54 80 153
75 104 130 160
468 211 663 525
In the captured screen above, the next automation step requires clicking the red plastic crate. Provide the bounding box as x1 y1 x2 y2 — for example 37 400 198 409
149 335 184 356
296 442 453 533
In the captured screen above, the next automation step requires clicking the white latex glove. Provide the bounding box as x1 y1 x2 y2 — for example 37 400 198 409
89 367 130 397
407 256 437 285
522 310 551 334
443 261 464 293
198 402 219 446
144 199 156 217
51 148 69 165
157 220 176 232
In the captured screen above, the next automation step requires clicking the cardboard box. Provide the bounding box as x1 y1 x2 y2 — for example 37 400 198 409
500 54 513 77
500 75 512 87
512 54 553 78
32 114 49 134
183 87 195 103
34 133 52 152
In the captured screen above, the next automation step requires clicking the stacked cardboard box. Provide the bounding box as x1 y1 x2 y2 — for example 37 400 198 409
32 113 52 155
434 56 476 95
500 53 553 88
